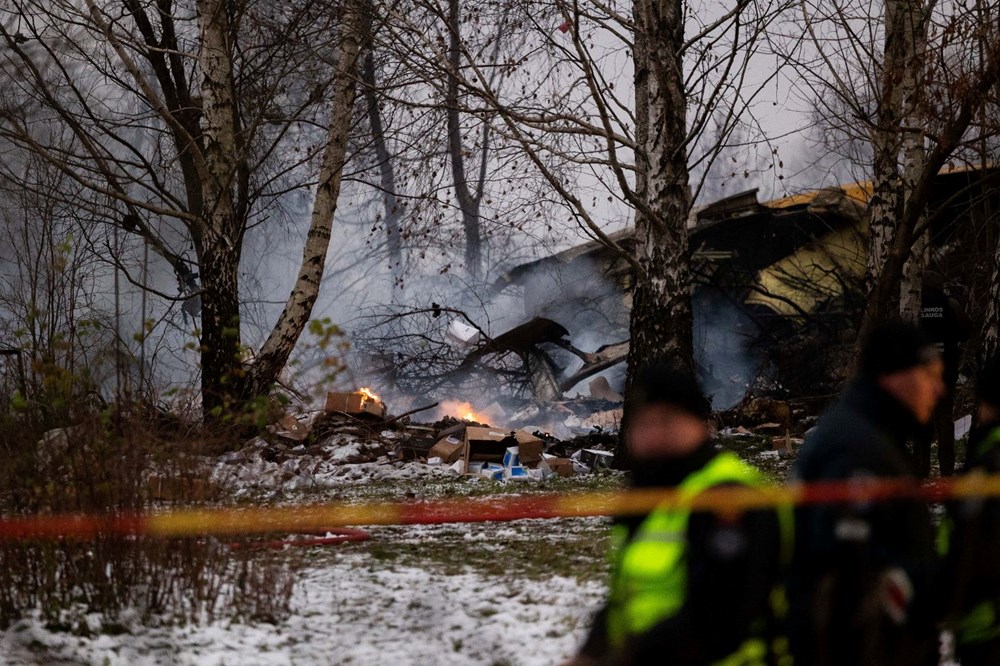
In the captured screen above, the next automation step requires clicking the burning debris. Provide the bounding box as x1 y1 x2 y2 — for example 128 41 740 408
221 371 827 498
325 388 387 418
235 385 622 495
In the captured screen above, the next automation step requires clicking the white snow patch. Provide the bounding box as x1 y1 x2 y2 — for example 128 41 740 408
1 545 606 665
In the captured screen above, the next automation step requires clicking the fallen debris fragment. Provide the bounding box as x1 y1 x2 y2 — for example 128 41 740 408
325 389 387 418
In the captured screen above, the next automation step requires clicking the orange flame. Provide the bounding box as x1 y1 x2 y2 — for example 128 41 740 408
439 400 485 424
357 387 380 404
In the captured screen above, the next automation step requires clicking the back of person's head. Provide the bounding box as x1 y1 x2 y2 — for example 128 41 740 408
977 354 1000 409
858 319 940 378
632 361 710 419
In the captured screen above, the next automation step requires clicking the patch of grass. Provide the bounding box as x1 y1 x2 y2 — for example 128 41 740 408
292 468 627 505
287 468 625 586
325 515 612 584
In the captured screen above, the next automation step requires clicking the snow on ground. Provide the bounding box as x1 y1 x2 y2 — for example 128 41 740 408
1 525 606 666
212 435 465 500
1 449 613 666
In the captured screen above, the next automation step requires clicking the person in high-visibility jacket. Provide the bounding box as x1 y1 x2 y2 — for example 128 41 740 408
939 354 1000 665
571 362 793 665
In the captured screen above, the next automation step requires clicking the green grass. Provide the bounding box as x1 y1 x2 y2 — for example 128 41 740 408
302 515 613 584
285 466 621 586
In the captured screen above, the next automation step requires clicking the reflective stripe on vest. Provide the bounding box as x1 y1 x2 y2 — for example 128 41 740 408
606 451 793 651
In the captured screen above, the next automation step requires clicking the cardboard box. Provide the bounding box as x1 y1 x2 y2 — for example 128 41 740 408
429 436 465 464
512 430 544 465
446 319 481 347
539 457 574 478
463 426 512 470
275 413 309 441
325 391 386 417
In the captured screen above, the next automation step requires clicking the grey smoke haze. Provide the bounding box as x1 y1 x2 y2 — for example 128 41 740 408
0 0 873 413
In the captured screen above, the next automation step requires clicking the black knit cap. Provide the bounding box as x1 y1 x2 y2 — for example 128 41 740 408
977 355 1000 408
633 361 710 419
858 319 941 378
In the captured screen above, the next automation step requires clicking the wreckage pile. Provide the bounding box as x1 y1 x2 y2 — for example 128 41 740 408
425 422 612 481
209 388 620 497
146 387 840 501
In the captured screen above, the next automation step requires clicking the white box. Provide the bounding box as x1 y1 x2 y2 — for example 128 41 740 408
503 466 531 481
479 463 505 481
446 319 481 347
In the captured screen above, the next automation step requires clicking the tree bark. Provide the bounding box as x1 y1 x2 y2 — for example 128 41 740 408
629 0 693 369
896 0 930 323
984 232 1000 360
196 0 246 415
865 0 928 311
446 0 482 282
197 231 243 415
619 0 695 467
247 0 363 397
360 21 403 290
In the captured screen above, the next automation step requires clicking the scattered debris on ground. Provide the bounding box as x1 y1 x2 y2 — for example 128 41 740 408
208 384 841 498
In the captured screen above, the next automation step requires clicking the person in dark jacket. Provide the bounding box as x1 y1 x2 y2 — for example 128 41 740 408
571 362 791 666
788 320 944 666
939 354 1000 664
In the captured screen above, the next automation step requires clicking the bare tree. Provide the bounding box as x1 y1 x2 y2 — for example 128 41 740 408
0 0 365 418
358 3 405 290
370 0 789 463
791 0 1000 340
0 154 111 419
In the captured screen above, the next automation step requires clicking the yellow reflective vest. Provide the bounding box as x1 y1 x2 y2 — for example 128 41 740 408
606 451 793 664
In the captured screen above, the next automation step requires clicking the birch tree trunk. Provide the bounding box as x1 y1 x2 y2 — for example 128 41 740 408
859 0 930 342
196 0 247 415
866 0 925 302
246 0 363 396
896 1 929 323
628 0 693 368
621 0 694 448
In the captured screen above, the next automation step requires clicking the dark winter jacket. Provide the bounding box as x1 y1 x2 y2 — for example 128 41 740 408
788 377 937 665
578 443 784 665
